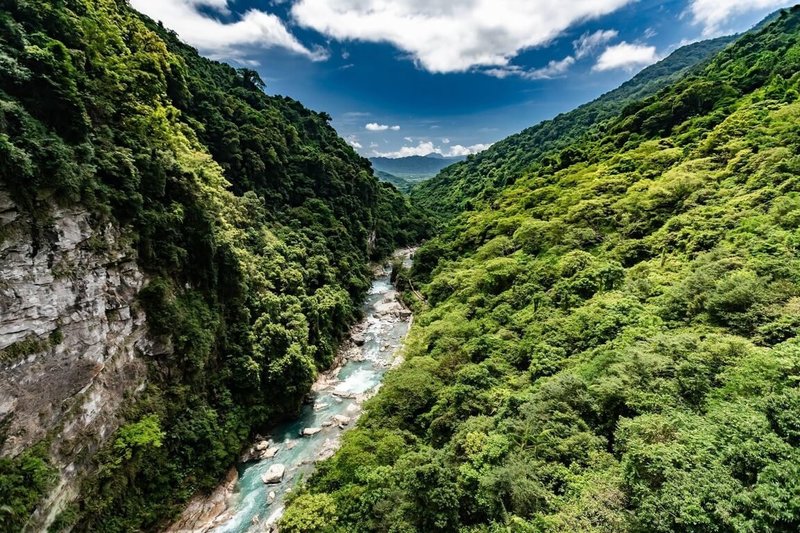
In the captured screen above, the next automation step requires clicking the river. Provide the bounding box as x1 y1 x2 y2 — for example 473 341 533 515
168 250 414 532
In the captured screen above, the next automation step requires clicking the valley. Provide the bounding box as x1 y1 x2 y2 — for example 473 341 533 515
1 1 800 532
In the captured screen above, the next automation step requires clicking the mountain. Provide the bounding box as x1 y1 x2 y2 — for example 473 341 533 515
410 34 738 221
371 154 466 179
286 7 800 532
0 0 429 530
374 170 414 191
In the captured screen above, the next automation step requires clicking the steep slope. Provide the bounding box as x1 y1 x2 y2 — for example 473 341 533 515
375 170 413 191
0 0 428 530
286 7 800 532
410 35 736 221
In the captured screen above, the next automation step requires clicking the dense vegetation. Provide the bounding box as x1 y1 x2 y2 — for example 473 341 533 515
410 35 738 221
287 7 800 532
375 169 415 192
0 0 428 529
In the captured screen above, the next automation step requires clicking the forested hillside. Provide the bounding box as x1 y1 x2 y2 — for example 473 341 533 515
0 0 428 530
285 7 800 532
410 35 737 221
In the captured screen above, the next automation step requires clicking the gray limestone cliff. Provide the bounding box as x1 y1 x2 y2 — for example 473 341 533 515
0 188 161 526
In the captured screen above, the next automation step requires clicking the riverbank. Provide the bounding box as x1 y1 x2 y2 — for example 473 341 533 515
167 249 415 532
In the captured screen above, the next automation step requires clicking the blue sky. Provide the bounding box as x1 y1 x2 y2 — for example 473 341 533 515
132 0 795 158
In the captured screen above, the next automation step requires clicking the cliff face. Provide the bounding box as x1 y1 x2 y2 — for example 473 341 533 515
0 188 160 523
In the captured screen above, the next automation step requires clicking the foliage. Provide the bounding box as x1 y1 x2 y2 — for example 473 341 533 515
410 34 738 222
279 493 339 533
0 0 429 529
0 444 56 532
289 8 800 532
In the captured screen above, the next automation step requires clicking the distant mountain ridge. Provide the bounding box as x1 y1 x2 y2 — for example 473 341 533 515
370 154 467 177
410 33 740 220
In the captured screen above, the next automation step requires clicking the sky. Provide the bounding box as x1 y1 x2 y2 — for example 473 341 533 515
131 0 796 158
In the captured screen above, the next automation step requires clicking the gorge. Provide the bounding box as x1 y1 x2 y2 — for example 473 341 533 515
2 1 800 533
170 251 414 532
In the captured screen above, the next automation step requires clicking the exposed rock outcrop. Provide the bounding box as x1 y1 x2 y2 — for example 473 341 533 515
0 189 157 527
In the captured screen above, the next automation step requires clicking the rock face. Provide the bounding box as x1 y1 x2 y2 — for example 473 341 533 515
0 189 157 527
167 467 238 533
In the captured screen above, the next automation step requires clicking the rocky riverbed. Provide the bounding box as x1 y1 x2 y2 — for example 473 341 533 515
167 249 414 532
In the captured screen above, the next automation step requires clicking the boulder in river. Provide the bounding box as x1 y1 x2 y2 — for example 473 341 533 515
301 427 322 436
261 464 285 484
261 446 280 459
267 491 276 504
332 415 351 426
352 333 366 346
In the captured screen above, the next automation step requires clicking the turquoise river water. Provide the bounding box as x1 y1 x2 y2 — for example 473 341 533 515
204 256 412 532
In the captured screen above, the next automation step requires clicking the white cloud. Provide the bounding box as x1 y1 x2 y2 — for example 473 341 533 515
593 42 658 71
486 55 575 80
346 135 363 149
689 0 790 36
374 140 491 158
573 29 619 59
130 0 327 61
526 56 576 79
446 143 493 157
366 123 401 131
291 0 633 73
442 138 451 144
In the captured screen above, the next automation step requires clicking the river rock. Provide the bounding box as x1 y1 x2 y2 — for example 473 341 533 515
267 491 276 504
301 427 322 436
332 415 351 426
261 464 285 484
352 333 366 346
261 446 280 459
316 438 339 462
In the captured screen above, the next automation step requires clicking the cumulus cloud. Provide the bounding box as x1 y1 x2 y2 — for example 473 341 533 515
366 123 401 131
291 0 633 73
526 56 577 79
689 0 790 36
573 29 619 59
130 0 327 61
346 135 363 149
485 28 619 81
446 143 493 157
374 140 491 158
593 42 658 71
486 55 575 80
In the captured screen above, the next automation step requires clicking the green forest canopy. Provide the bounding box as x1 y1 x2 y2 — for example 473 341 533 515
0 0 429 530
286 7 800 533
